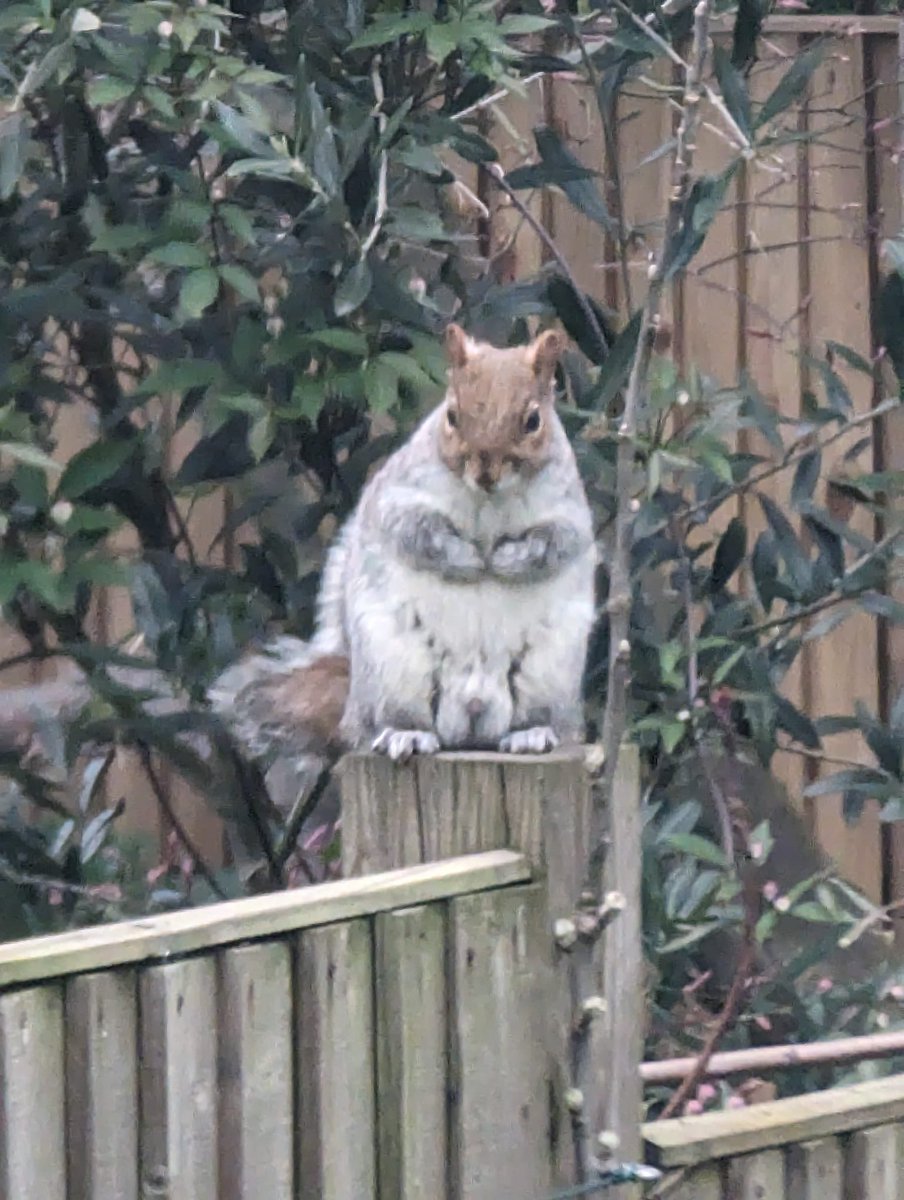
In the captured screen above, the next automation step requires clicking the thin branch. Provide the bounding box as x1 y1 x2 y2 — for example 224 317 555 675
274 764 333 872
482 163 609 358
452 70 547 122
136 743 227 901
361 57 389 257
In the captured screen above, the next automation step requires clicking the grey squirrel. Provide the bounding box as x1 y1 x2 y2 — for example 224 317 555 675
209 323 598 795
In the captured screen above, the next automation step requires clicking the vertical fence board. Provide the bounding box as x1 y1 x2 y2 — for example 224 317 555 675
375 904 447 1200
448 882 553 1200
65 969 139 1200
670 1162 723 1200
843 1122 904 1200
139 958 218 1200
600 743 644 1171
786 1136 843 1200
420 755 508 860
218 941 294 1200
805 36 883 901
872 31 904 912
725 1147 785 1198
0 985 65 1199
296 918 376 1200
742 33 810 809
339 753 421 874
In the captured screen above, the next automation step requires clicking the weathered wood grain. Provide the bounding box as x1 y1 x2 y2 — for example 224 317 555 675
296 918 376 1200
644 1075 904 1168
139 958 218 1200
725 1148 785 1199
65 969 139 1200
218 941 294 1200
0 984 66 1198
0 849 529 987
375 904 448 1200
843 1123 904 1200
447 883 553 1200
786 1136 843 1200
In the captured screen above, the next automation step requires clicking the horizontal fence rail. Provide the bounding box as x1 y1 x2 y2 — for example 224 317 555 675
643 1075 904 1198
0 848 563 1200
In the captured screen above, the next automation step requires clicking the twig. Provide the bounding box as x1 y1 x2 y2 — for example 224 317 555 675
611 0 753 154
452 70 547 122
274 763 333 872
136 743 227 901
482 162 609 359
361 57 389 257
657 875 758 1119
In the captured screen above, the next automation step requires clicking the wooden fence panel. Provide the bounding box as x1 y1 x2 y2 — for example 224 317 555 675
786 1137 843 1200
844 1123 904 1200
375 904 448 1200
0 984 66 1199
139 958 219 1200
296 918 376 1200
217 941 294 1200
805 36 883 901
65 968 139 1200
447 882 553 1200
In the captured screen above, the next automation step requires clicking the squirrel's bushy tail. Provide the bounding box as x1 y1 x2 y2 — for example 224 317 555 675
207 638 350 815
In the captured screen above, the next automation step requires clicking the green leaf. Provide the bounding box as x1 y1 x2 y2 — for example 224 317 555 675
133 360 222 397
364 359 400 412
180 269 220 318
220 205 256 244
713 44 752 138
0 112 27 201
58 440 134 500
148 243 209 269
754 42 824 131
758 493 811 595
791 449 822 509
304 329 369 356
663 163 739 282
1 442 61 473
499 15 555 34
90 225 150 253
504 161 599 190
218 264 260 304
533 125 611 232
86 77 134 106
664 832 729 868
710 517 746 591
348 12 432 49
334 259 373 317
804 768 889 799
732 0 765 71
546 275 614 366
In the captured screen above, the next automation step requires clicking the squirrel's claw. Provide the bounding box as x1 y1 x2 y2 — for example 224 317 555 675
372 728 441 763
499 726 559 755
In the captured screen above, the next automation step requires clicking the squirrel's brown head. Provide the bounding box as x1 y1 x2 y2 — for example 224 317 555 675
438 323 565 494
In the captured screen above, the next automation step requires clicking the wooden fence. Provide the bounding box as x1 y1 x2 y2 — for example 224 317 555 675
0 15 902 898
0 748 642 1200
643 1073 904 1198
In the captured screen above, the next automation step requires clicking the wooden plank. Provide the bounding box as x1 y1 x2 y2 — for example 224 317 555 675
447 883 553 1200
786 1137 843 1200
867 32 904 913
65 969 139 1200
725 1149 785 1199
296 918 376 1200
0 848 530 987
139 958 219 1200
804 35 883 901
217 942 293 1200
0 985 66 1198
669 1163 723 1200
843 1123 904 1200
374 905 447 1200
339 752 421 874
644 1074 904 1168
600 743 644 1163
743 32 809 809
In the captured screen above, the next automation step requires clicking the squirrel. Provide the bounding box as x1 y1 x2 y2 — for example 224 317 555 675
209 322 597 788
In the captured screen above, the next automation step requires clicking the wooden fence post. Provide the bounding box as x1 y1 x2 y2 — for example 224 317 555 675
339 744 643 1187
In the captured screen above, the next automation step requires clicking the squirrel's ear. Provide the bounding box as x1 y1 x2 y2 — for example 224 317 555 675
527 329 565 383
445 323 474 369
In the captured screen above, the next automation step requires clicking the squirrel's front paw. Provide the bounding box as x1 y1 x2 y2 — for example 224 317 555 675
372 728 441 764
499 726 559 755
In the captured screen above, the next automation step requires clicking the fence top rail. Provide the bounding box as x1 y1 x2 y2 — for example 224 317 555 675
0 848 529 990
643 1073 904 1169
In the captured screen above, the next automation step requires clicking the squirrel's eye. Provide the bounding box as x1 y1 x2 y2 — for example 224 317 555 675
446 407 459 429
524 408 542 434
